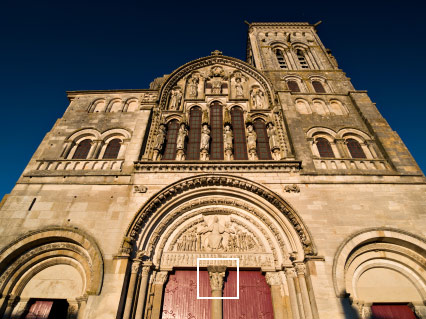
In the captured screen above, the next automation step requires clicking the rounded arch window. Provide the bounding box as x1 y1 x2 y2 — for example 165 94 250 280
346 138 366 159
274 48 287 69
312 80 326 93
287 80 301 92
72 139 92 159
162 120 179 160
296 49 309 69
103 138 121 159
186 107 202 160
210 102 224 160
253 119 272 160
231 106 248 160
316 137 335 158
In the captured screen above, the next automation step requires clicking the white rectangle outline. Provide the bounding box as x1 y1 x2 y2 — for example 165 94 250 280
197 258 239 299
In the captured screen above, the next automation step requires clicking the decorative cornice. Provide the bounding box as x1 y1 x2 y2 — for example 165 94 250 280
134 160 301 173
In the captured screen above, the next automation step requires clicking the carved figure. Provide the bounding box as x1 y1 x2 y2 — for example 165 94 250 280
246 124 258 160
176 123 188 160
267 122 281 160
223 124 233 160
198 216 225 250
152 124 167 160
250 88 265 109
212 79 222 94
200 124 211 160
188 77 199 97
235 78 244 97
169 89 182 110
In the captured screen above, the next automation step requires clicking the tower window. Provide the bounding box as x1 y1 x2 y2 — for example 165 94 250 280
316 138 335 158
186 107 202 160
210 102 224 160
254 119 272 160
162 120 179 160
346 138 366 159
103 139 121 159
287 80 301 92
296 50 309 69
72 139 92 159
312 81 326 93
275 49 287 69
231 107 248 160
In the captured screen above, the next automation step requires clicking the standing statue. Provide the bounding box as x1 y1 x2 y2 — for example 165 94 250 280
152 123 166 161
223 124 233 160
212 79 222 94
235 78 244 98
176 123 188 160
246 124 258 160
198 216 225 251
200 124 211 160
250 88 265 109
267 122 281 160
169 89 182 110
188 77 199 98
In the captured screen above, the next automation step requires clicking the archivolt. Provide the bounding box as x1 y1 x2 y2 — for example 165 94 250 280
120 174 316 259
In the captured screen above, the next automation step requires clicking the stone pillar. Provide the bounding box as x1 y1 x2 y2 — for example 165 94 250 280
208 266 226 319
295 264 313 319
90 140 103 159
265 272 286 319
3 295 17 319
76 294 88 319
134 262 152 319
61 141 75 158
150 271 168 319
285 268 300 319
122 258 142 319
334 139 348 158
118 139 130 159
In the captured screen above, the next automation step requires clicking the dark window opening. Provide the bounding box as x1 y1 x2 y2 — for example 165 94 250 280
287 81 301 92
316 138 335 158
275 49 287 69
312 81 326 93
186 107 202 160
210 102 224 160
72 139 91 159
346 138 366 159
254 119 272 160
162 120 179 160
296 50 309 69
103 139 121 159
231 107 248 160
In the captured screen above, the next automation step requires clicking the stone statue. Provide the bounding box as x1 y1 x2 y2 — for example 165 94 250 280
175 123 187 160
198 216 225 251
152 124 166 161
250 88 265 109
188 77 199 97
223 124 233 160
200 124 210 160
212 79 222 94
235 78 244 98
267 122 281 160
169 89 182 110
246 124 258 160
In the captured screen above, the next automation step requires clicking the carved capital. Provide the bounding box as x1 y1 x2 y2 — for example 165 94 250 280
208 266 226 291
131 259 142 273
154 271 168 285
295 263 306 275
285 267 297 278
265 272 281 286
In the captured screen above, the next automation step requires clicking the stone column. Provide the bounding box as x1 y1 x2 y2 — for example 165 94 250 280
3 295 17 319
285 268 300 319
150 271 168 319
76 294 88 319
295 263 313 319
365 140 378 158
90 140 103 159
118 139 130 159
134 262 152 319
208 266 226 319
61 141 75 158
265 272 286 319
122 258 142 319
334 139 348 158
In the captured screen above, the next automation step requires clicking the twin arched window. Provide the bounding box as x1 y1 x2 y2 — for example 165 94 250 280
71 138 122 160
72 140 92 159
315 137 367 159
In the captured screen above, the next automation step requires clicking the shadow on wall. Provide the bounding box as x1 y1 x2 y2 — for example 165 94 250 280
341 297 360 319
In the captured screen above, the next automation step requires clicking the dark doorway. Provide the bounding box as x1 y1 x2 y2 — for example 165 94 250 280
24 299 69 319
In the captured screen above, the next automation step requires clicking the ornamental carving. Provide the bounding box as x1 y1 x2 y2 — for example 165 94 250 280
208 266 226 291
265 272 282 286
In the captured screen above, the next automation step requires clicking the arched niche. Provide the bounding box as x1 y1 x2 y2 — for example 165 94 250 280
0 226 104 300
120 174 316 269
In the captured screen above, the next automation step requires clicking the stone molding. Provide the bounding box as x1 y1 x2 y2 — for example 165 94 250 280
120 174 315 259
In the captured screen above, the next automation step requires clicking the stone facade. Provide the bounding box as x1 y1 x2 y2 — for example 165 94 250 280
0 21 425 319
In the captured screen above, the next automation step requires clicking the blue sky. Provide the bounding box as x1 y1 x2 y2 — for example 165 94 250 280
1 0 425 196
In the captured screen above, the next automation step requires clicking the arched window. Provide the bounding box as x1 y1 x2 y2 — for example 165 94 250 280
186 107 202 160
210 102 224 160
162 120 179 160
316 138 335 158
287 80 300 92
253 119 272 160
231 107 248 160
296 50 309 69
275 49 287 69
312 81 326 93
72 139 92 159
346 138 366 159
103 139 121 159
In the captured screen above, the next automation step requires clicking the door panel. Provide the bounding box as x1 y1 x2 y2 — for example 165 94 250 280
162 270 211 319
371 304 417 319
223 271 273 319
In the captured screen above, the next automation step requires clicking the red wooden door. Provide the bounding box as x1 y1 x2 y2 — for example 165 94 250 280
223 271 274 319
25 301 53 319
162 270 211 319
371 304 417 319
